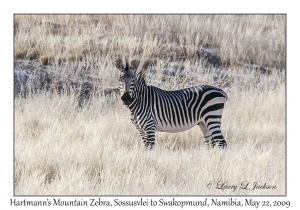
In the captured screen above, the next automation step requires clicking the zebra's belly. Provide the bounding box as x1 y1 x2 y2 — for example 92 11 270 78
156 123 196 133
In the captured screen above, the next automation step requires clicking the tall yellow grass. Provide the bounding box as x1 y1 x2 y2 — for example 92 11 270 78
14 14 285 69
14 14 285 195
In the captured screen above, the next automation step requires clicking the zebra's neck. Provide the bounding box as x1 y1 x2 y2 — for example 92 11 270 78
127 76 148 111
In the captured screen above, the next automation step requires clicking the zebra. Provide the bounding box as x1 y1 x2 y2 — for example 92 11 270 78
116 59 228 149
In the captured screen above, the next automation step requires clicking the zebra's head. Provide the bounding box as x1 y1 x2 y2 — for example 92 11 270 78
115 59 140 105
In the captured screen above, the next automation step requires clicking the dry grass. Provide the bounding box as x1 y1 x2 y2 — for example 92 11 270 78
14 72 285 196
14 14 286 69
14 14 285 195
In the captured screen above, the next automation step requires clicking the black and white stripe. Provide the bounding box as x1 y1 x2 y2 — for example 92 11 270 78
116 59 228 149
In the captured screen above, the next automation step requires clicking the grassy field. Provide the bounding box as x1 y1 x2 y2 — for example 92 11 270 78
14 14 286 195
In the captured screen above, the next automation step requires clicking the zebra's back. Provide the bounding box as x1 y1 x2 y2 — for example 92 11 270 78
150 85 227 133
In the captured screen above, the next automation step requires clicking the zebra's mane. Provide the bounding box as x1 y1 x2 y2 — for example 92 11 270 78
135 71 147 86
134 59 156 87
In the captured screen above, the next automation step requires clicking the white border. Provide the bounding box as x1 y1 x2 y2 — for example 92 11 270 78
2 0 298 209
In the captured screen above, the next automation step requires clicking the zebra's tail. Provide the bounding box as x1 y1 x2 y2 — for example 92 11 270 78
222 90 228 102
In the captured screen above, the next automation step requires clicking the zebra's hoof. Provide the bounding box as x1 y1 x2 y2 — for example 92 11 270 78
145 143 154 150
218 144 227 149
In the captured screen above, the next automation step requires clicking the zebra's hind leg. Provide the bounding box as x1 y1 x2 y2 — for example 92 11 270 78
208 123 227 149
199 121 227 149
198 122 212 149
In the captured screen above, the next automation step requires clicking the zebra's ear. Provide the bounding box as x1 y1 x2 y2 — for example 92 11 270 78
115 59 124 71
142 59 156 71
142 60 151 71
130 60 140 71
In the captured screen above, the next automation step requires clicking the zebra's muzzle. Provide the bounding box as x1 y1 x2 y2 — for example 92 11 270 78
121 93 133 105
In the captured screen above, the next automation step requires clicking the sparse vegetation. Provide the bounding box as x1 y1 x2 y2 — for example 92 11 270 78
14 14 285 195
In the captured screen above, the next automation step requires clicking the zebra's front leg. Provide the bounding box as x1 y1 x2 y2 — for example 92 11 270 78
130 115 146 145
141 126 156 150
131 115 156 149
